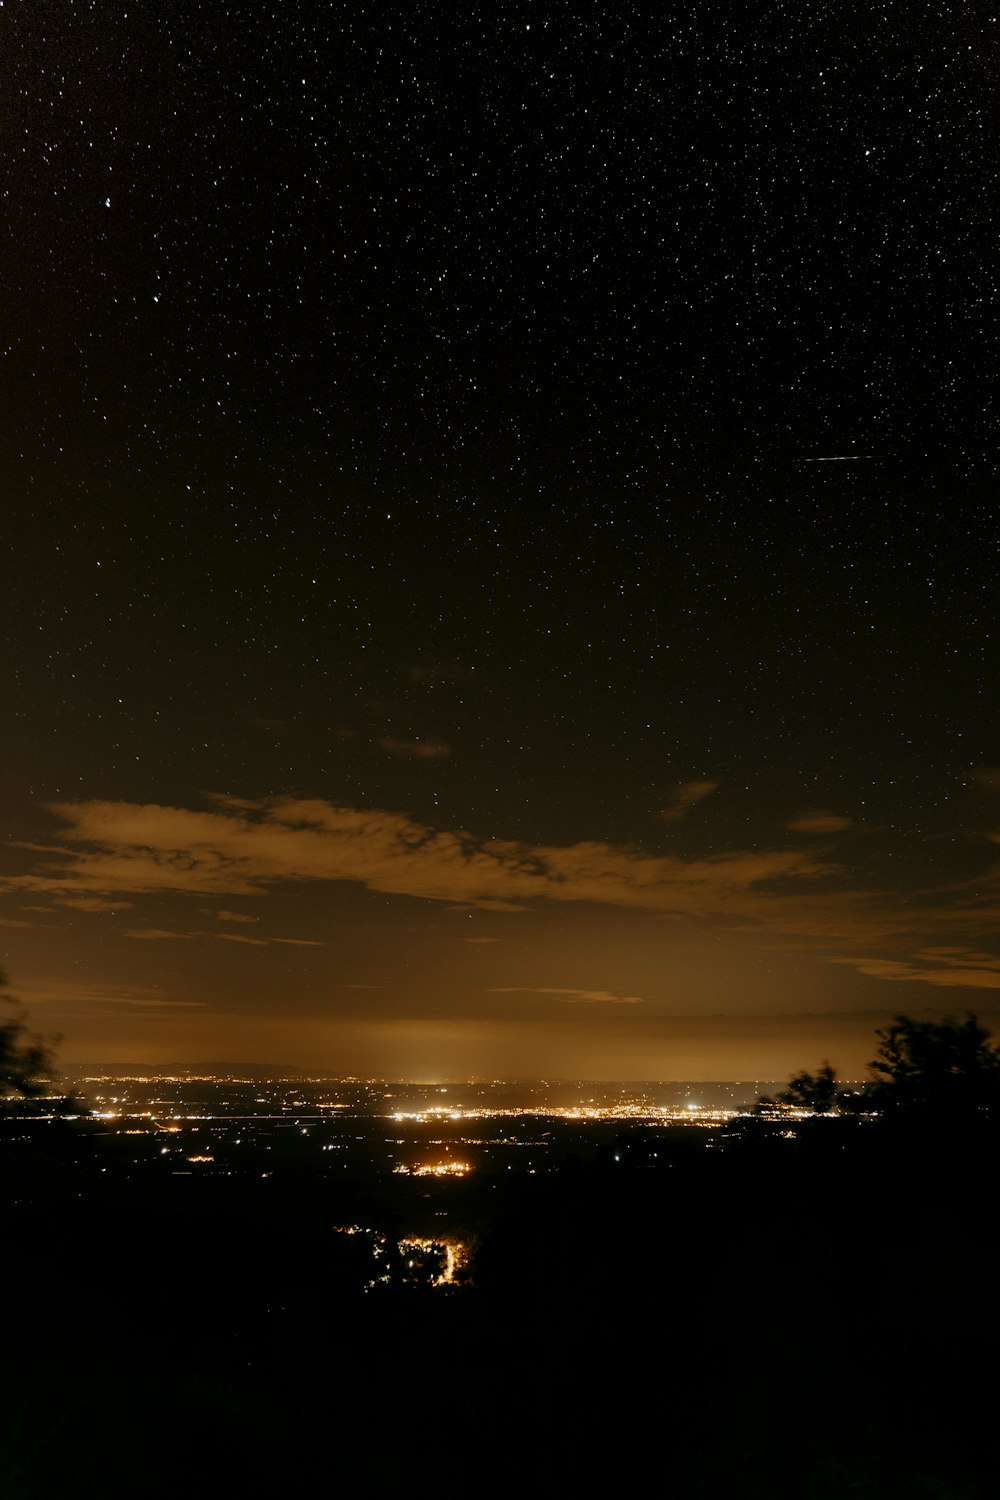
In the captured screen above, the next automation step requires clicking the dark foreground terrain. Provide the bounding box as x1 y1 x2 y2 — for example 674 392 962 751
1 1114 995 1499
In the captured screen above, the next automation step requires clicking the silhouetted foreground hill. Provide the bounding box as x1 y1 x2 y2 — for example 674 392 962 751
1 1117 995 1498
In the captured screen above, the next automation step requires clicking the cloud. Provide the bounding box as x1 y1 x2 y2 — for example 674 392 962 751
491 987 646 1005
92 996 205 1008
123 922 312 949
0 918 31 928
203 908 259 924
57 897 135 912
449 899 524 913
833 947 1000 990
465 936 499 944
786 812 854 834
918 946 1000 964
124 927 193 941
13 975 205 1012
658 780 718 823
5 793 996 962
0 796 833 924
376 737 451 760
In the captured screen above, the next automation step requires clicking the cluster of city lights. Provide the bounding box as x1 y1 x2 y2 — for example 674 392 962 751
334 1225 469 1290
393 1161 472 1177
389 1101 741 1125
399 1236 469 1286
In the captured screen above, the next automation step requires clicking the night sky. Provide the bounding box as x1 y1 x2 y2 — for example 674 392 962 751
2 3 999 1078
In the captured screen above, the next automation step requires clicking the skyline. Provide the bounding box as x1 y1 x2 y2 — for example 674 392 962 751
3 6 999 1078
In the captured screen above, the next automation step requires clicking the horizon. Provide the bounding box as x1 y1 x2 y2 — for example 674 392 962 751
58 1063 795 1084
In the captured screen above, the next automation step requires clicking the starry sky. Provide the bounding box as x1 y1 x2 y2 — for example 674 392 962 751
2 2 1000 1079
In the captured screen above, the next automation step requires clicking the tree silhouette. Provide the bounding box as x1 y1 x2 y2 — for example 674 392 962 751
868 1013 1000 1115
753 1060 841 1116
0 969 56 1107
778 1061 839 1113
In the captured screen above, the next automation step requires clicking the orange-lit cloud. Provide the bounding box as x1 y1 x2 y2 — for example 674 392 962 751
1 795 997 990
57 897 135 912
832 946 1000 989
13 975 206 1013
786 812 854 834
491 987 646 1005
658 780 718 822
119 920 319 948
376 737 451 760
1 795 831 922
124 927 194 941
204 908 259 924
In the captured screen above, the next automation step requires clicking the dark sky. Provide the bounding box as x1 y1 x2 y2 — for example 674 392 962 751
2 2 999 1078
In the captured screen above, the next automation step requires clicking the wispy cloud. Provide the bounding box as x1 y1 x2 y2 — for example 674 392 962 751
658 780 718 823
124 927 193 942
786 812 854 834
376 737 451 760
203 908 259 924
832 946 1000 990
122 922 315 949
491 987 646 1005
13 976 206 1012
57 896 135 912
